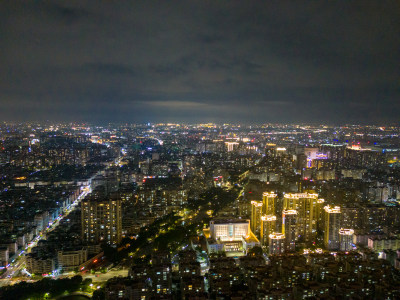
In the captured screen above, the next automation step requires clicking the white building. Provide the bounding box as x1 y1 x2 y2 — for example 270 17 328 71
57 247 88 271
210 219 250 241
206 219 259 254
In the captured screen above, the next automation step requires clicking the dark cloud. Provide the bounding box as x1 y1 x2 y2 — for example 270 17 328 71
0 1 399 124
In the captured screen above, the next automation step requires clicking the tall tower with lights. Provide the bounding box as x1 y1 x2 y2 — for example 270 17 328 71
269 233 285 255
251 201 263 235
263 192 277 215
282 209 298 252
283 192 319 243
324 206 341 250
260 215 277 245
339 228 354 251
81 195 122 245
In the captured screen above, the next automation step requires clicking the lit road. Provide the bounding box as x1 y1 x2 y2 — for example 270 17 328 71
0 187 90 287
81 269 129 282
0 156 124 287
0 269 129 288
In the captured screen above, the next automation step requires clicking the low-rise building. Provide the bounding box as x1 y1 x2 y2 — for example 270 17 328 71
26 254 55 275
368 237 400 251
57 247 88 271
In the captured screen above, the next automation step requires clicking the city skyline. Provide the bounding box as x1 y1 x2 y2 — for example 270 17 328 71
1 1 399 124
1 122 400 298
1 1 400 298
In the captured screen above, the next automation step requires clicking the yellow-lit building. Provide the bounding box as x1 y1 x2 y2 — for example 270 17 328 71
262 192 277 215
251 200 263 234
283 192 319 242
81 196 122 245
260 215 276 245
324 206 341 250
316 198 325 231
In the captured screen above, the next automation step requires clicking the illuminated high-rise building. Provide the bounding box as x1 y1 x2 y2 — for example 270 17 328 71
251 201 263 234
260 215 276 245
316 198 325 231
302 194 318 242
81 196 122 245
262 192 277 215
324 206 341 250
283 193 298 210
282 209 298 252
339 228 354 251
283 192 319 242
269 233 285 255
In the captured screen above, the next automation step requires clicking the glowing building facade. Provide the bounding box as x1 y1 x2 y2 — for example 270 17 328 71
260 215 277 245
225 142 239 152
324 206 341 250
210 219 250 241
316 198 325 231
207 219 259 253
283 193 319 242
251 200 263 234
262 192 277 215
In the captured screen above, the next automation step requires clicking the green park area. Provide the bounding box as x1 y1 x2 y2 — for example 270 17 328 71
0 276 95 300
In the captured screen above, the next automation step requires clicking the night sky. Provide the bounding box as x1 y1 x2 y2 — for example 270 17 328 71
1 1 399 124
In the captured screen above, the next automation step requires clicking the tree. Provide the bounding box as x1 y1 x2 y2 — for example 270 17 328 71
92 289 105 300
247 246 263 256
